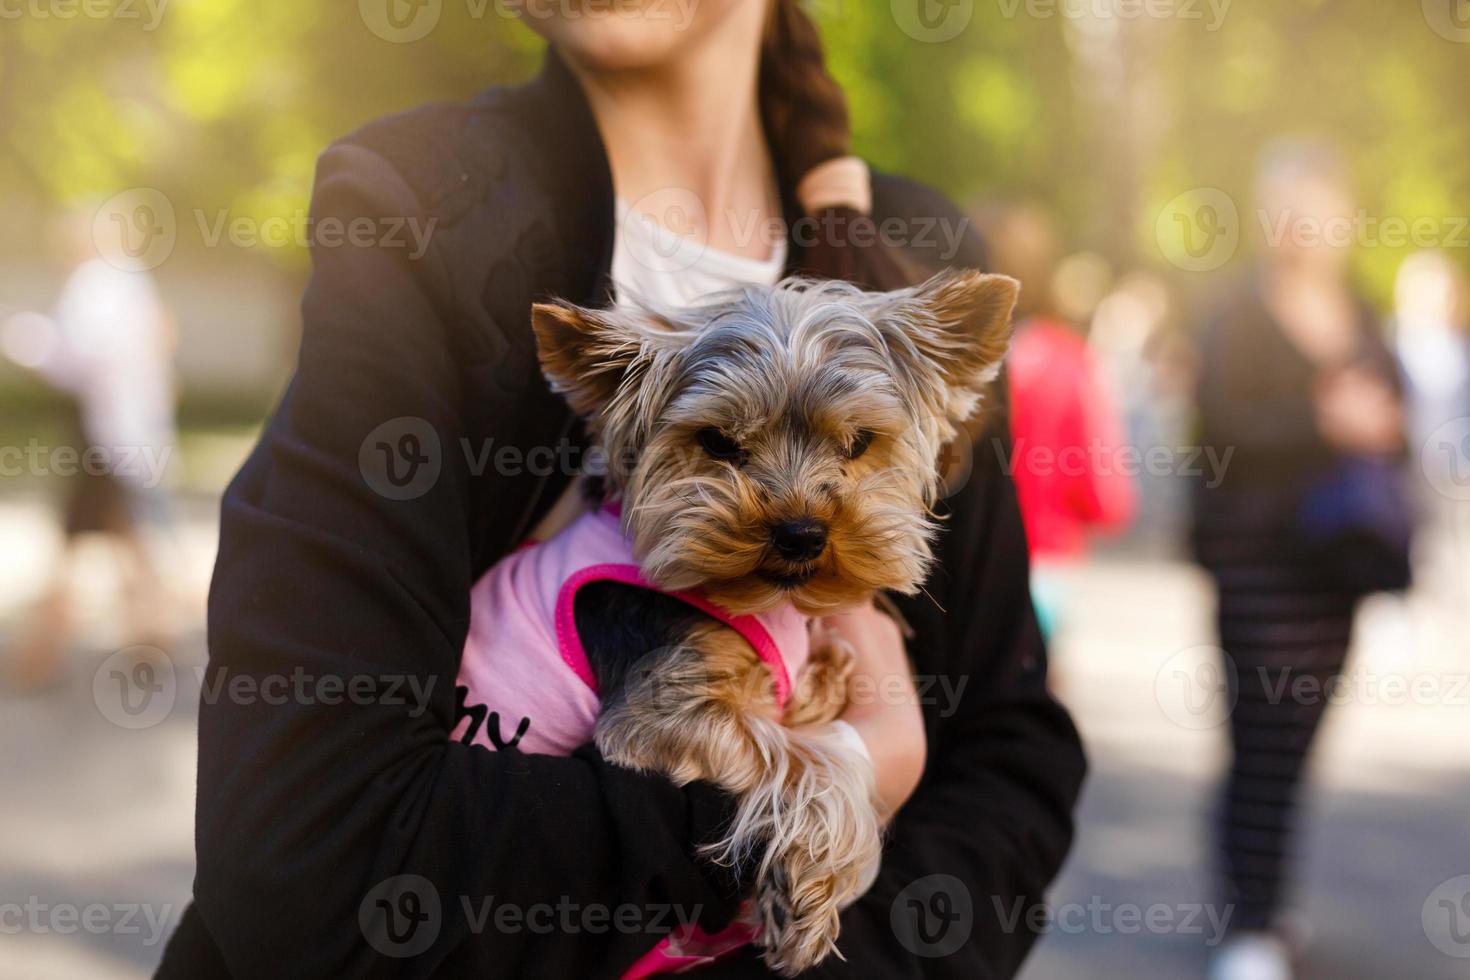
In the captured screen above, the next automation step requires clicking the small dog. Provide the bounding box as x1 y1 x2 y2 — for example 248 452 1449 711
454 269 1016 974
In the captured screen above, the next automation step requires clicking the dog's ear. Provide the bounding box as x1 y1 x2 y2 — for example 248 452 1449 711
897 269 1019 425
531 302 650 418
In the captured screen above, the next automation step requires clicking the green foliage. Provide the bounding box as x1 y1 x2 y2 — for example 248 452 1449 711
2 1 1466 306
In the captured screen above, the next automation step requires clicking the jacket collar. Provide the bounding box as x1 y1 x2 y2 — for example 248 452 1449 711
506 49 617 308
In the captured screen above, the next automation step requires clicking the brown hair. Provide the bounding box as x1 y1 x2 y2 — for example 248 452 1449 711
759 1 909 291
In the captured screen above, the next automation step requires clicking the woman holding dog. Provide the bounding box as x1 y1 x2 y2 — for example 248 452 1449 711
160 3 1085 977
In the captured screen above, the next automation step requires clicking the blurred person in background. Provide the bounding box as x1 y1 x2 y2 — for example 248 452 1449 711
981 202 1136 641
1393 251 1470 453
1090 272 1196 554
1391 249 1470 635
1192 141 1410 980
1 209 179 690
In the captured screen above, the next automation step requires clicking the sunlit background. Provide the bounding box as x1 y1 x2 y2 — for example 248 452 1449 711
2 2 1468 978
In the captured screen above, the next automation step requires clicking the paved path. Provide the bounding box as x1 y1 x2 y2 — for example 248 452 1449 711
1 494 1466 978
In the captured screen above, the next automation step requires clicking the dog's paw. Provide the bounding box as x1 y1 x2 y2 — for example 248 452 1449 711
756 855 844 976
784 636 856 727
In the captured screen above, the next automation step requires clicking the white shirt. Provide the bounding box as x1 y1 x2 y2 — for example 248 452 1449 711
610 198 788 307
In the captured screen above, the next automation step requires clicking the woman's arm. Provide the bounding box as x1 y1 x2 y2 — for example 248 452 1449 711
180 142 745 978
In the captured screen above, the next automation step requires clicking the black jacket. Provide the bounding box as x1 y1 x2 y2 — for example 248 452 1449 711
1191 274 1408 589
158 52 1085 980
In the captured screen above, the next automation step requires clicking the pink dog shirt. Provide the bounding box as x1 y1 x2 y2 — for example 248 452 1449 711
453 504 811 757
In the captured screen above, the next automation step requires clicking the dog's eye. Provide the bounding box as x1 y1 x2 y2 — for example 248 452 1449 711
697 427 746 465
846 429 875 460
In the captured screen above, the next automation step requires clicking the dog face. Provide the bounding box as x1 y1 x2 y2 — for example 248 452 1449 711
532 269 1018 614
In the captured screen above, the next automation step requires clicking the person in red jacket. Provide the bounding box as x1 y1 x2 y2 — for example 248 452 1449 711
982 204 1137 637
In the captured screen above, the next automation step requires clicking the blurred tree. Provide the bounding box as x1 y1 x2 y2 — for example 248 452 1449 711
1 0 1465 308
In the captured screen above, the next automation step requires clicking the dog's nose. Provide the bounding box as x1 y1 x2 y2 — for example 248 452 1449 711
770 519 828 562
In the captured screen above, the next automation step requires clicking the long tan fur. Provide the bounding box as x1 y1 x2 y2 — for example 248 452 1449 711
530 269 1019 973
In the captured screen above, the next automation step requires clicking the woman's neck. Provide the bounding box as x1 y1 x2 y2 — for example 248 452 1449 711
567 11 780 260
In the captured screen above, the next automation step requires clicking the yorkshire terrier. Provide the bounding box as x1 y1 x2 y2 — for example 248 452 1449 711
453 269 1017 974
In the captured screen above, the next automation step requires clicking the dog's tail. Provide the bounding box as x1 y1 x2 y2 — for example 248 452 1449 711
701 717 883 975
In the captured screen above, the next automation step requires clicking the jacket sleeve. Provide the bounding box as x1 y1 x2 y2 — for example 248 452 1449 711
186 143 744 979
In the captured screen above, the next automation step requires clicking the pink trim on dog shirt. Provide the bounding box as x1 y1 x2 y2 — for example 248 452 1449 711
453 506 810 756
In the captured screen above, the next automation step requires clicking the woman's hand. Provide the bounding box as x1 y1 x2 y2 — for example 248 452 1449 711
821 602 927 820
1314 365 1404 455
